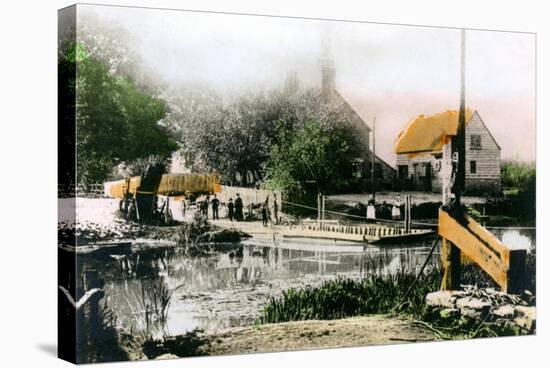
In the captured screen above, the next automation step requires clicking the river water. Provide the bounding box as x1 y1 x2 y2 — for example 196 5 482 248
79 229 535 338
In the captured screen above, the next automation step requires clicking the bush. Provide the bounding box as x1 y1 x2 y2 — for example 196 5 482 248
502 160 536 190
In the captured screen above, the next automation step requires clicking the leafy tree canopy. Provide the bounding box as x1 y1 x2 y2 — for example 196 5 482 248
266 118 356 194
61 42 177 184
163 87 366 189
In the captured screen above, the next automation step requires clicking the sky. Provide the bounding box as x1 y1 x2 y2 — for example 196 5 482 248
78 4 536 164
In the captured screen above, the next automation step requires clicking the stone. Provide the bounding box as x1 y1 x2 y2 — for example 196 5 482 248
514 306 536 332
155 353 179 360
456 297 491 319
426 291 456 309
520 290 536 305
492 304 515 319
503 320 522 335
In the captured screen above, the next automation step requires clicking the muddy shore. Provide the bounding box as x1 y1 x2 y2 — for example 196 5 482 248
146 315 437 359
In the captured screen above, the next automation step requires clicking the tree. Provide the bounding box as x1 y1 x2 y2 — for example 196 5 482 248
71 43 177 184
163 87 366 189
266 118 355 194
162 89 282 185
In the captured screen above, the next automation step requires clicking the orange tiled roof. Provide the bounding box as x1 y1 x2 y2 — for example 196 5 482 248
394 109 473 154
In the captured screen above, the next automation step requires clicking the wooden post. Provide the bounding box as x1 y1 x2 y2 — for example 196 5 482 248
451 29 467 209
440 238 461 290
317 193 321 229
507 249 527 294
439 29 467 292
441 141 453 206
403 195 408 233
371 117 376 204
406 196 409 232
404 195 412 233
165 196 170 224
322 195 326 230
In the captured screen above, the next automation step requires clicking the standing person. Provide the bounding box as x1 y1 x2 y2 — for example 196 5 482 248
181 191 191 219
264 195 271 223
261 203 268 227
273 193 279 225
211 194 220 220
235 193 243 221
206 195 210 218
227 198 235 221
366 200 376 219
201 199 204 217
392 195 401 220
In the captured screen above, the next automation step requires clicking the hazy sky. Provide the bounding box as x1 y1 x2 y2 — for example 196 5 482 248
79 5 536 164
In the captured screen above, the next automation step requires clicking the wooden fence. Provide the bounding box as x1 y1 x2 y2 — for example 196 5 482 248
217 185 282 209
58 184 106 198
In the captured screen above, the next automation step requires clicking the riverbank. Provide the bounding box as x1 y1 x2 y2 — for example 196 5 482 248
204 315 438 354
58 198 253 247
145 315 437 359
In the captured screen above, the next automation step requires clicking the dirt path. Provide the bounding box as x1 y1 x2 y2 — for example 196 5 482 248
200 315 437 356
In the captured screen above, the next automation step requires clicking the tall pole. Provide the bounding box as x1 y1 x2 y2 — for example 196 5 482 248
442 29 466 291
451 29 466 211
371 117 376 204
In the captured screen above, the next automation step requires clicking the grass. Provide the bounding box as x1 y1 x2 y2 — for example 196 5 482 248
258 268 441 324
258 246 536 338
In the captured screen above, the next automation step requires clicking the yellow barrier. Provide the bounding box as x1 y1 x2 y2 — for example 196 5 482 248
104 174 220 198
438 209 526 293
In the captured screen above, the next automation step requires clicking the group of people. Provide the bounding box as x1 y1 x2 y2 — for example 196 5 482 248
195 194 224 220
187 192 279 224
227 193 244 221
366 195 402 220
191 193 244 221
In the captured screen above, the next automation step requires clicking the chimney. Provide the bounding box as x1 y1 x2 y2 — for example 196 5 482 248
321 59 335 101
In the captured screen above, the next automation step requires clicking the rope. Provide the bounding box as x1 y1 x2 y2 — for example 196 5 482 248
392 236 440 313
281 200 319 211
281 199 534 230
282 199 438 227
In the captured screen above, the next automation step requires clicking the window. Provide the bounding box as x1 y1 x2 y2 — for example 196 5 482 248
470 160 477 174
470 134 482 150
398 165 409 180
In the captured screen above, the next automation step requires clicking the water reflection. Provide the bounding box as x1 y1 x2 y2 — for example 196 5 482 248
80 229 535 337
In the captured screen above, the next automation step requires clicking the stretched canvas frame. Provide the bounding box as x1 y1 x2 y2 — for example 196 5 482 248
58 4 536 364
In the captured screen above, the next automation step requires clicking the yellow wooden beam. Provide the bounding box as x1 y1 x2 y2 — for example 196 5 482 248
104 174 221 199
438 209 509 291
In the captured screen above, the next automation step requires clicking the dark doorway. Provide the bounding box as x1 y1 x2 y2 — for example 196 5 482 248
424 162 432 191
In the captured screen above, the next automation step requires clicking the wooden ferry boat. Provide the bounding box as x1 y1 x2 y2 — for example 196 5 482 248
280 220 434 245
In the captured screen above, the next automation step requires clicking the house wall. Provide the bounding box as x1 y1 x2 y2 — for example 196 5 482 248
396 112 501 194
330 92 396 188
463 112 501 193
396 153 442 192
371 153 397 189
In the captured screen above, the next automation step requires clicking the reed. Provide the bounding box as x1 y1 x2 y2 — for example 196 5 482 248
259 268 441 324
121 277 174 343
